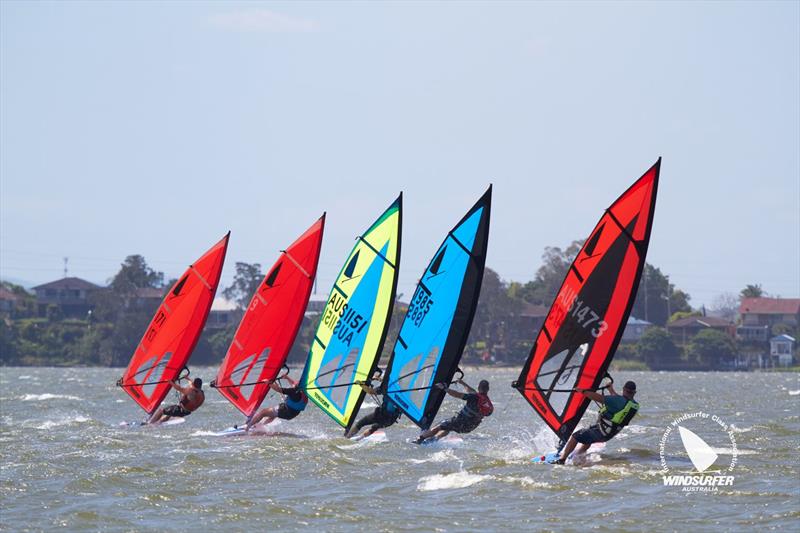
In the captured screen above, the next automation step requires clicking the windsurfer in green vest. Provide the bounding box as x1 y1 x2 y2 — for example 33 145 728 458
147 377 205 424
414 378 493 444
244 375 308 431
345 367 402 440
549 380 639 464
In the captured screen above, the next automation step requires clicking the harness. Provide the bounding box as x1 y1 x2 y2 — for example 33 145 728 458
460 393 491 419
598 398 639 437
284 389 308 412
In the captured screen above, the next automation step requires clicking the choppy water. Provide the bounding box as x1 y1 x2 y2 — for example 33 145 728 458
1 367 798 531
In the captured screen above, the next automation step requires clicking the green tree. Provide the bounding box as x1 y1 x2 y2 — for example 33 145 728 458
686 329 737 369
91 255 165 365
740 284 764 299
516 241 583 305
637 327 680 369
223 262 263 309
109 255 164 293
632 265 691 327
467 268 523 358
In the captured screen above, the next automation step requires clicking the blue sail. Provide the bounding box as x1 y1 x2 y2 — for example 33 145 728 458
384 187 492 429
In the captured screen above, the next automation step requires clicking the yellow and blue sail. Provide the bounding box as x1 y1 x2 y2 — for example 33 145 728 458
384 186 491 430
301 195 402 430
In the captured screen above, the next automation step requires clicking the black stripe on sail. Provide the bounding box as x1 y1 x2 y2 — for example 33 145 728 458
570 265 585 283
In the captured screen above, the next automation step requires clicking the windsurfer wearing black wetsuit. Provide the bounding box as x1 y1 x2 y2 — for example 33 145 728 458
549 380 639 464
147 377 205 424
414 378 493 444
344 368 401 440
244 375 308 431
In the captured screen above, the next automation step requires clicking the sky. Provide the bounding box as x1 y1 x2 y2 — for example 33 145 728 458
1 1 798 309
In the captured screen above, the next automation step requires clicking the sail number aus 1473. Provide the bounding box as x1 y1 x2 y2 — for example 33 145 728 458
549 286 608 338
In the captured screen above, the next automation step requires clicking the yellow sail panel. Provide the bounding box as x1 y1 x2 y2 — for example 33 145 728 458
302 196 401 430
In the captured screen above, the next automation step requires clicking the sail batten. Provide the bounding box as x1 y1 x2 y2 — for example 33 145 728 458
213 216 325 418
385 186 492 430
514 159 660 442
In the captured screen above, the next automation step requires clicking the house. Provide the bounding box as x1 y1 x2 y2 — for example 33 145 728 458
621 317 654 343
207 297 241 330
31 277 102 318
130 287 164 310
739 298 800 329
0 287 19 316
666 316 735 345
769 334 795 367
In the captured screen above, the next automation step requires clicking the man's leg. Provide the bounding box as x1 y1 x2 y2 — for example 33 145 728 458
147 407 164 425
558 435 579 462
433 429 450 440
246 406 278 430
415 424 442 443
345 411 377 438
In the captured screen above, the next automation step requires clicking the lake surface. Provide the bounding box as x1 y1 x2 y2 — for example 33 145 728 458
1 367 798 531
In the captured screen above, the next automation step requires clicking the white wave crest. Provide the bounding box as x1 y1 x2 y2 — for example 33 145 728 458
499 476 551 489
21 393 82 401
417 471 490 491
788 390 800 396
409 449 458 464
36 415 89 429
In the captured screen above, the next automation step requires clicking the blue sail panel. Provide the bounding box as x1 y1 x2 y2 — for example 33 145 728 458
385 187 491 429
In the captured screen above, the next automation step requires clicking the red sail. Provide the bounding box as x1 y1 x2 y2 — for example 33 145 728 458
213 216 325 417
119 233 230 414
514 160 660 442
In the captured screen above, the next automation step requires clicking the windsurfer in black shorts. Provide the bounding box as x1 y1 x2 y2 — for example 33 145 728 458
244 375 308 431
147 377 205 424
345 368 401 440
414 378 493 444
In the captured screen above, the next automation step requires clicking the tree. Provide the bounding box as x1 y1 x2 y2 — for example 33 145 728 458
222 262 263 310
517 241 583 305
637 327 680 369
710 292 740 321
687 329 737 369
631 264 691 327
467 268 523 355
740 284 764 299
109 255 164 293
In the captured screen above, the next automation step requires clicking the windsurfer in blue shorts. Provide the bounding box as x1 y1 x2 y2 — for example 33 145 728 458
414 378 493 444
244 375 307 431
345 368 401 440
550 380 639 464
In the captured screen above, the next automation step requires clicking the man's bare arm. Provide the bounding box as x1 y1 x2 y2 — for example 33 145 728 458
576 389 605 403
169 380 189 394
436 382 465 399
457 379 476 394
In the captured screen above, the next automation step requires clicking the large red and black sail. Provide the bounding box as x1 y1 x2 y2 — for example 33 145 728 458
212 215 325 417
118 233 230 414
514 159 660 442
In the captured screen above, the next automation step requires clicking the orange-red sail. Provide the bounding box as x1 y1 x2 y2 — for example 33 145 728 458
514 160 660 442
212 216 325 417
118 233 230 414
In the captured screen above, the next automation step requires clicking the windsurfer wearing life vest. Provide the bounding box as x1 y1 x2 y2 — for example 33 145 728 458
147 377 205 424
244 375 308 431
414 378 493 444
345 367 401 440
550 380 639 464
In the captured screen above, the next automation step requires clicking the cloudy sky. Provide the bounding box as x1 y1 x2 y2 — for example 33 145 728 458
1 1 798 308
